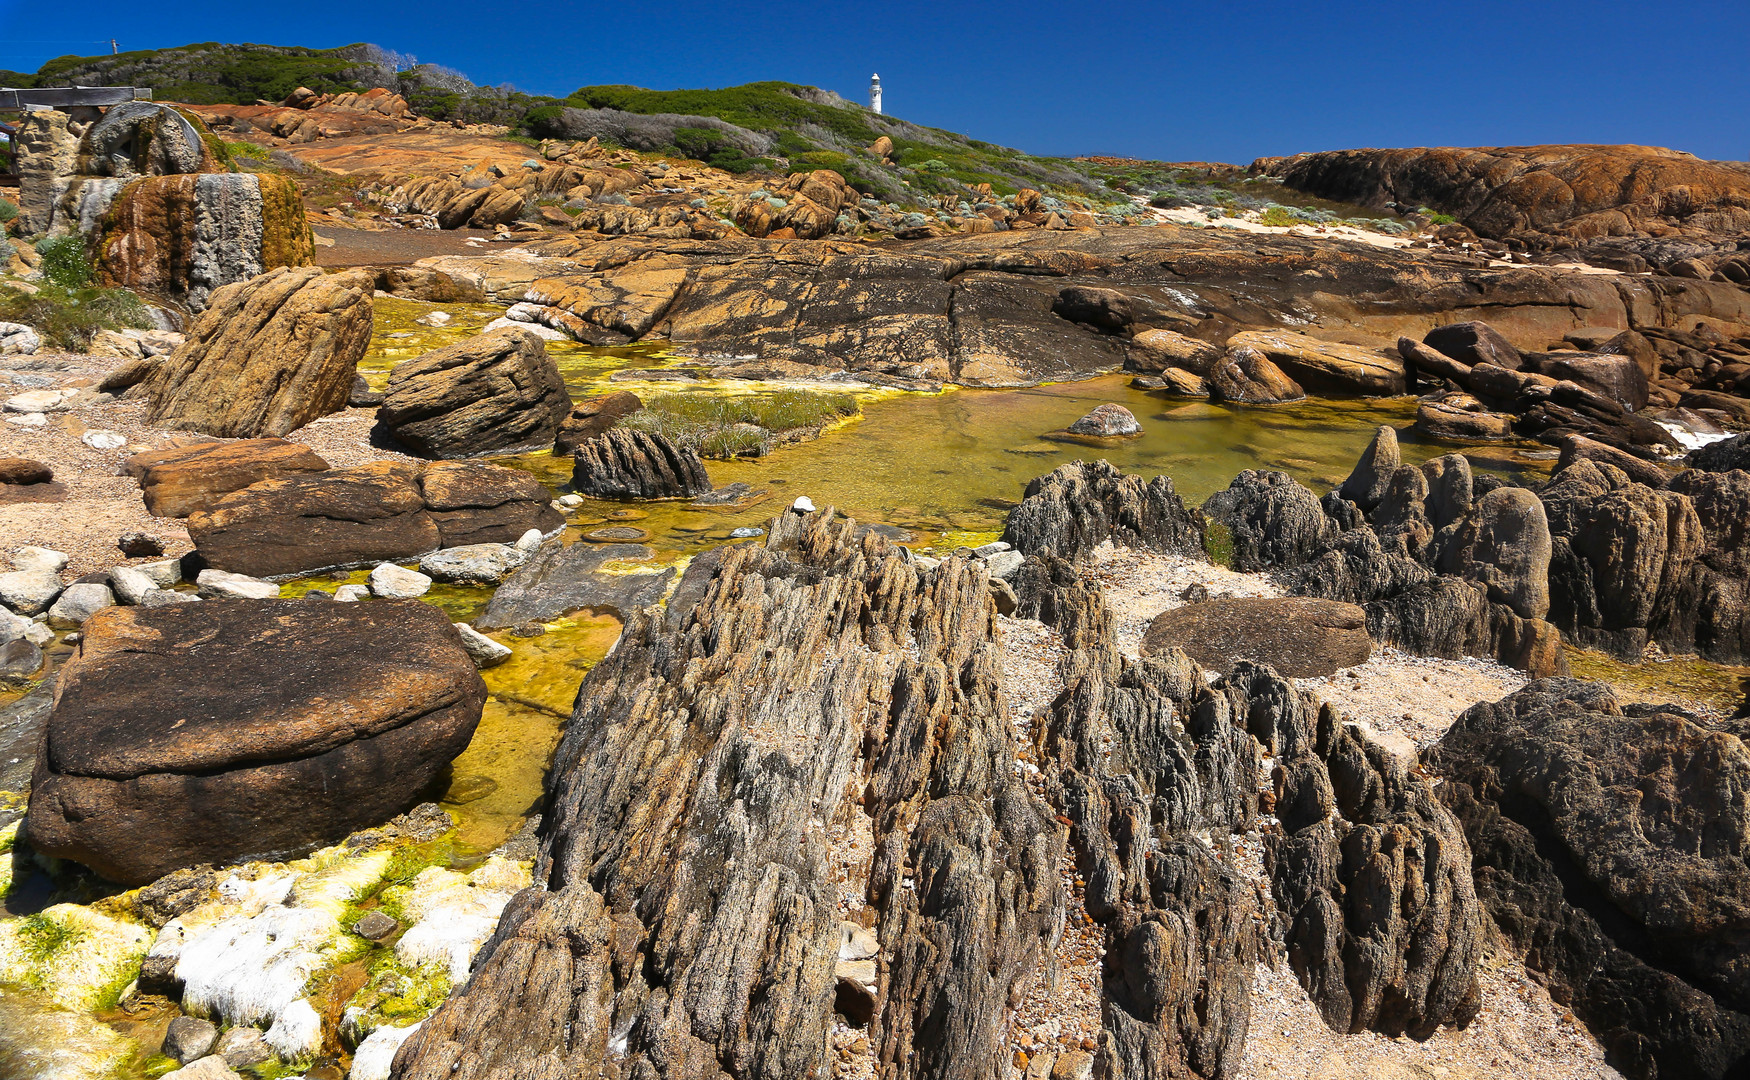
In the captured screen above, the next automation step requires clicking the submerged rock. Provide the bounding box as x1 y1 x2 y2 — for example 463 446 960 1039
570 428 712 500
25 600 486 884
1065 402 1141 437
476 541 672 629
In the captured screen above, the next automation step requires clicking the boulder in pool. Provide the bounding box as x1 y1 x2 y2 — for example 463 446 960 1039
1142 596 1372 677
1066 402 1140 437
571 428 711 500
25 599 486 885
1207 345 1305 405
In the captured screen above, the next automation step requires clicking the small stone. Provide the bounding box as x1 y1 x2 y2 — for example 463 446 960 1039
730 527 764 538
368 562 433 599
334 584 371 602
118 532 167 557
972 541 1012 557
214 1026 270 1068
162 1015 219 1064
13 546 68 573
984 550 1025 580
163 1058 242 1080
0 569 64 615
557 493 585 508
4 413 46 427
838 921 880 961
792 495 817 513
139 588 201 607
0 638 43 680
453 622 512 668
48 582 114 628
303 589 334 600
83 429 128 450
1066 403 1140 437
354 910 399 941
418 544 524 586
111 561 181 604
194 569 281 600
5 389 72 414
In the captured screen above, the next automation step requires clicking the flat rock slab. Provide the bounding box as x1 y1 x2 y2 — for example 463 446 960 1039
1142 596 1372 677
476 541 672 629
130 438 331 518
25 599 485 884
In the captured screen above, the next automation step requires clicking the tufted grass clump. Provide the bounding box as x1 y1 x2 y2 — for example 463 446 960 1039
622 389 860 459
15 913 84 965
0 282 154 351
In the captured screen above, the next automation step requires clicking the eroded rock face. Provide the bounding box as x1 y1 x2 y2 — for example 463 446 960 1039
146 266 372 437
1226 330 1405 396
377 327 571 458
1003 460 1204 562
570 427 711 500
25 600 485 885
1432 679 1750 1079
419 461 564 548
393 511 1063 1080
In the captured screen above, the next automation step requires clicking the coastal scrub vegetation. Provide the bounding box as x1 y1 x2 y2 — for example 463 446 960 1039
0 282 154 351
621 389 861 458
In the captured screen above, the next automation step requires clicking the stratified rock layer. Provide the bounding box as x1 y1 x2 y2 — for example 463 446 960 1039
377 327 571 458
570 427 712 499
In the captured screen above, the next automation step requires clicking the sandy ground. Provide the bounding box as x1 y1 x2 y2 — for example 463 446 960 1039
995 547 1623 1080
313 224 503 267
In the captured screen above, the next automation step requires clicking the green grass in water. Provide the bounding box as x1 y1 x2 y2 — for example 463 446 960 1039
621 389 859 459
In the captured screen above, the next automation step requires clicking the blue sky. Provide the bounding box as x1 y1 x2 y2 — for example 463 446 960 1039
3 0 1746 164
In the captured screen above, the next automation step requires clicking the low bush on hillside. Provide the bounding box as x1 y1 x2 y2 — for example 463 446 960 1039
621 389 860 458
0 283 154 351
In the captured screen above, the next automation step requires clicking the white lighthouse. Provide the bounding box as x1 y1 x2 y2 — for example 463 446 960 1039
869 73 882 115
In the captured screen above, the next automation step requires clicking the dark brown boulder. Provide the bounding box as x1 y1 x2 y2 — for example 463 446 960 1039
418 461 563 547
553 390 643 455
130 439 332 518
1052 285 1133 333
1424 321 1523 371
1432 679 1750 1079
0 458 53 486
1142 596 1372 677
570 428 711 500
0 457 62 504
1537 352 1650 411
376 327 571 458
1397 337 1473 388
25 599 485 885
1554 434 1672 489
1207 345 1305 404
1338 425 1401 510
186 461 439 577
1689 434 1750 473
1414 397 1514 441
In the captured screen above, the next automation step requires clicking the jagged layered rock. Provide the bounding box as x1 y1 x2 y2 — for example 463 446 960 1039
376 327 571 457
25 599 485 885
1432 679 1750 1079
185 460 560 577
146 266 372 437
393 510 1063 1080
1002 459 1204 561
570 427 712 499
127 438 331 518
1261 665 1484 1039
554 390 643 454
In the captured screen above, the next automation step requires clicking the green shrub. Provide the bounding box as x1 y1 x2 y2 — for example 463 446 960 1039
225 140 271 162
0 283 153 351
0 199 17 225
36 235 93 289
1427 212 1457 226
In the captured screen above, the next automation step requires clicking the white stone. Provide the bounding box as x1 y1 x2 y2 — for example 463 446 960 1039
161 1055 240 1080
838 921 879 961
109 559 180 605
483 316 564 340
453 623 512 668
5 389 72 413
972 541 1012 557
82 429 127 450
0 606 38 644
348 1022 423 1080
0 569 64 615
12 545 68 573
263 997 323 1059
557 493 584 508
791 495 816 513
195 569 281 600
47 583 114 628
334 584 370 602
984 550 1025 580
515 528 544 552
0 322 41 356
368 563 432 599
395 859 529 985
139 588 201 607
418 544 523 586
414 310 452 327
4 412 46 426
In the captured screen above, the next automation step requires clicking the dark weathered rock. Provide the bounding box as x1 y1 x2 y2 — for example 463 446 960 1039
1435 487 1552 620
1207 346 1305 404
1202 469 1338 572
570 427 712 500
553 390 643 454
1414 397 1514 441
1432 679 1750 1079
0 457 53 486
1537 352 1649 411
1338 425 1400 510
1423 321 1523 371
1689 434 1750 474
129 438 332 518
145 266 372 438
1066 402 1141 437
418 461 563 548
1002 460 1203 562
475 541 673 629
186 461 438 578
1142 597 1372 677
25 600 484 885
395 512 1063 1080
1397 337 1473 388
377 327 571 458
1264 670 1483 1040
1555 433 1672 489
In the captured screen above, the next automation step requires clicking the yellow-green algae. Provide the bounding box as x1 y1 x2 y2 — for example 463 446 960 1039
1566 647 1749 716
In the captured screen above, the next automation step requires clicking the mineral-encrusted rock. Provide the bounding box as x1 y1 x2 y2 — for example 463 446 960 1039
376 327 571 458
1002 460 1203 562
145 266 372 437
1264 667 1484 1039
25 600 485 885
1432 679 1750 1079
1435 486 1552 620
553 390 642 454
187 461 438 578
129 438 332 518
570 427 712 499
418 461 564 548
394 511 1063 1080
1142 597 1371 677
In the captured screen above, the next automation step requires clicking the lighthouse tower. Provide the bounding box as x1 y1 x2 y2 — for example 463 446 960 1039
869 74 882 115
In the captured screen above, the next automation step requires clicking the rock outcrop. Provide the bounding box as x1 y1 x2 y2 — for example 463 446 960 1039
145 267 373 438
1226 330 1405 396
393 510 1064 1080
1432 679 1750 1079
1002 460 1204 562
376 327 571 458
569 428 712 499
26 599 485 885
